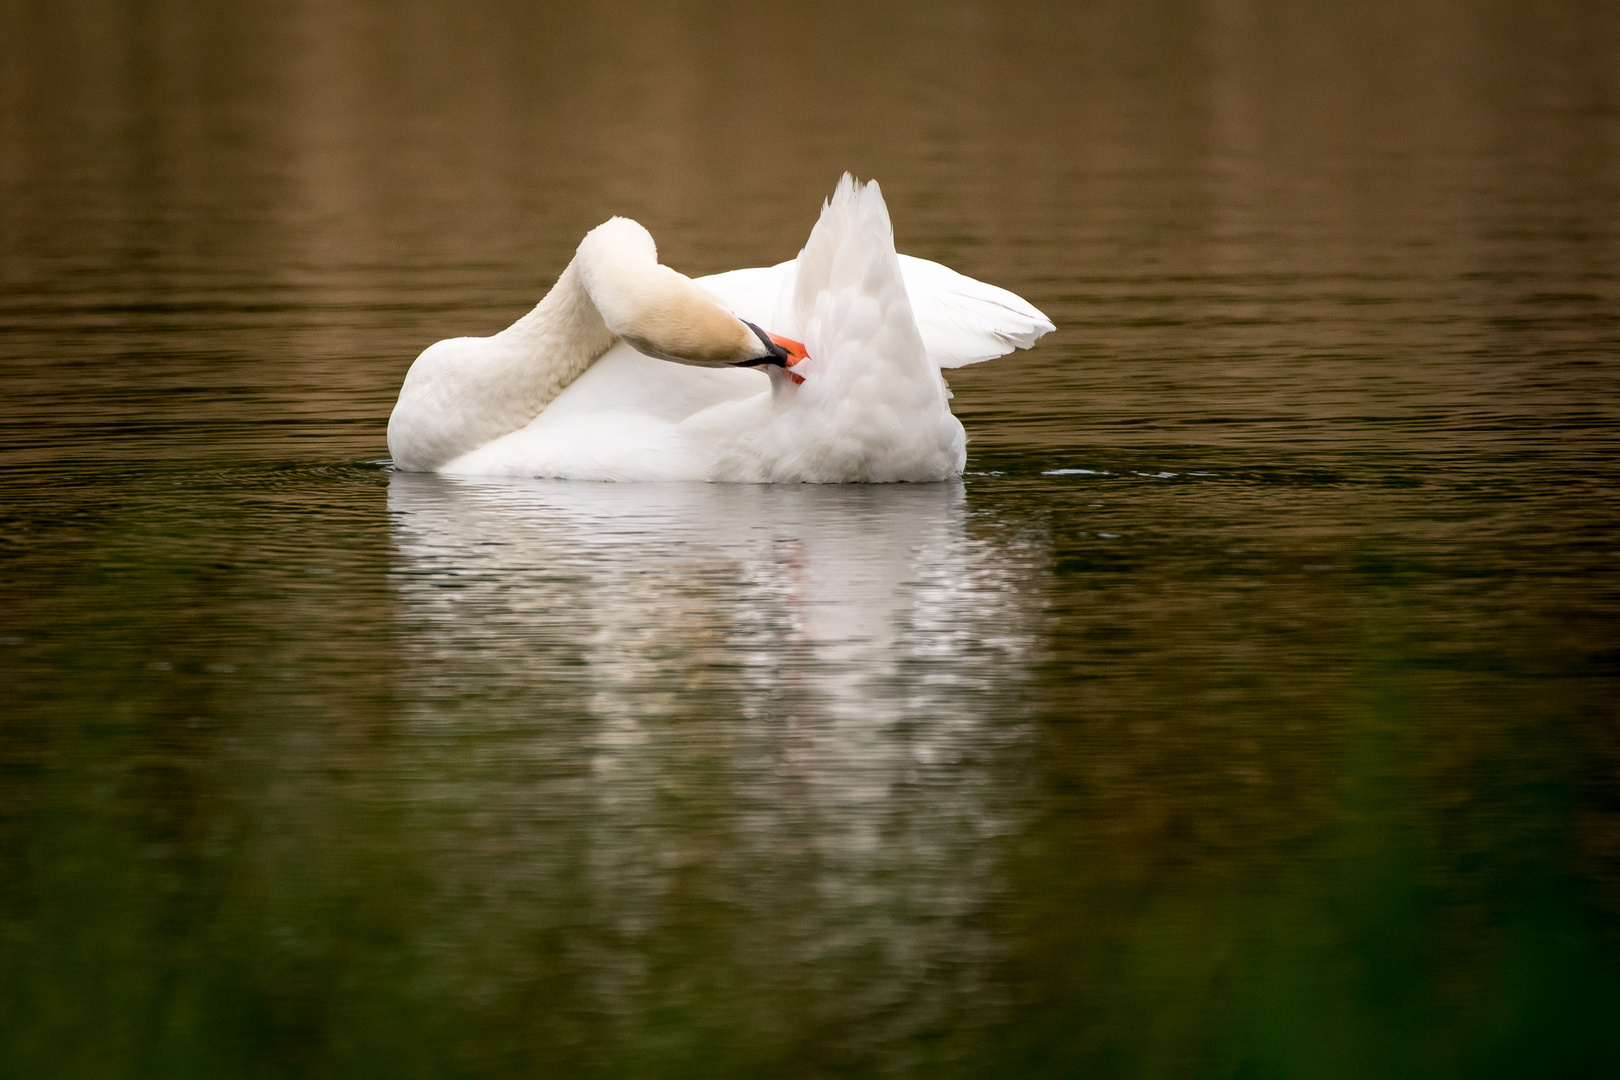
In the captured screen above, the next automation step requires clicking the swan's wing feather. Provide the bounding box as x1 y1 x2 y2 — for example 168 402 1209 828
897 254 1054 368
695 264 794 327
699 255 1052 370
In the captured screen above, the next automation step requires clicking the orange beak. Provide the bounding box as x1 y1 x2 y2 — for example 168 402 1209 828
768 333 808 384
768 333 808 367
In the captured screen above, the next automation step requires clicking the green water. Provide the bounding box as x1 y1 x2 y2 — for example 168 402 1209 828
3 1 1619 1076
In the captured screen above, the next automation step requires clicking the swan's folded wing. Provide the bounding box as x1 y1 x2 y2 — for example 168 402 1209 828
698 255 1053 370
897 255 1054 368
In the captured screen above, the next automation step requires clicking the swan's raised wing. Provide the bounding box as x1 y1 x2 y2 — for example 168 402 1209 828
698 256 1052 370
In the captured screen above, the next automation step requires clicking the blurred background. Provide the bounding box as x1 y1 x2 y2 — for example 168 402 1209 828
2 1 1618 1076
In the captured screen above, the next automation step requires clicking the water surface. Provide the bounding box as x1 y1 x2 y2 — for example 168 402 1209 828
3 1 1618 1076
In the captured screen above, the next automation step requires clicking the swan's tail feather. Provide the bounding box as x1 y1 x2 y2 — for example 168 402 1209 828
777 174 935 390
791 174 895 322
738 174 964 481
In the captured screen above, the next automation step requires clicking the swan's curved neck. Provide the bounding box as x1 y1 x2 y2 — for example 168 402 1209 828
388 217 765 472
386 257 616 472
496 258 618 412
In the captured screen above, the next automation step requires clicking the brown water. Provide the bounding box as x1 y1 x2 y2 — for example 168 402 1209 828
3 1 1619 1076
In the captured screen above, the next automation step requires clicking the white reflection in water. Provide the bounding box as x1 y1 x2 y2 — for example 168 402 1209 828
386 474 1042 1038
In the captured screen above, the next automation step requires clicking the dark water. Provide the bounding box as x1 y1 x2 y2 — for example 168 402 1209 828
3 1 1619 1076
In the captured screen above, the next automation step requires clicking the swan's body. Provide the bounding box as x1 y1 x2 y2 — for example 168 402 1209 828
387 176 1052 483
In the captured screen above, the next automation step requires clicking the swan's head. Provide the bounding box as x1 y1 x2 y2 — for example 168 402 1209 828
577 217 809 376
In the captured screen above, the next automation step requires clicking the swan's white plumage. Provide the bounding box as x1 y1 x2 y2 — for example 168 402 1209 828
389 175 1052 483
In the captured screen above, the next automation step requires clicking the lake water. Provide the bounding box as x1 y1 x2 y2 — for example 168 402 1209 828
3 1 1618 1076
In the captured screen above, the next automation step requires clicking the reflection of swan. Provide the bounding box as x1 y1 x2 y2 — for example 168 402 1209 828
387 176 1051 482
387 472 1032 717
387 473 1044 1046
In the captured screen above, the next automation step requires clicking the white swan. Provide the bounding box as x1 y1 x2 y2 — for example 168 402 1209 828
386 175 1053 482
